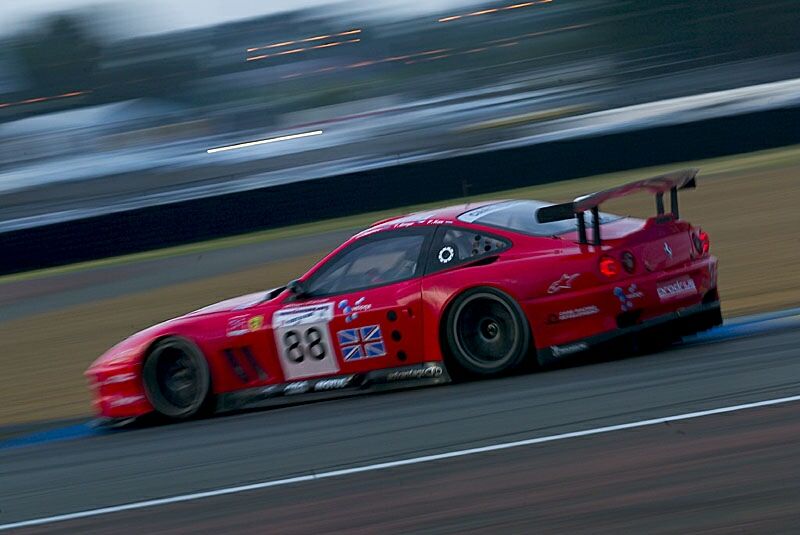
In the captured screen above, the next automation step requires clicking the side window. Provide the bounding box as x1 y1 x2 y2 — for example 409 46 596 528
430 228 509 272
306 233 428 296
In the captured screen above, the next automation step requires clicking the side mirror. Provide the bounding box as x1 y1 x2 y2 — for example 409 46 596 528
287 279 309 298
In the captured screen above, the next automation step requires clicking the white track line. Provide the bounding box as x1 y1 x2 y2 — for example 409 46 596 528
3 393 800 531
206 130 323 153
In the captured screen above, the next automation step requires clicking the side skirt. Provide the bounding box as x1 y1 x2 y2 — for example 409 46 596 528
216 362 450 413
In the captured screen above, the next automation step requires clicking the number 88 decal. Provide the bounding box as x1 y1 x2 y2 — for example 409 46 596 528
273 303 339 379
283 327 327 363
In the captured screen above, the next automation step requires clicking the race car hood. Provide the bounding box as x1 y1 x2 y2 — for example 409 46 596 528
88 320 174 371
186 288 280 317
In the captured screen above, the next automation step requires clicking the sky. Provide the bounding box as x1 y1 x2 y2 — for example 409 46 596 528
0 0 470 37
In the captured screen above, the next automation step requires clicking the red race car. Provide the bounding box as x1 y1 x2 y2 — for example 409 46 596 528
86 168 721 424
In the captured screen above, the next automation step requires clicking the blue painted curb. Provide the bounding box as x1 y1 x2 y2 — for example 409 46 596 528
687 307 800 344
0 423 102 451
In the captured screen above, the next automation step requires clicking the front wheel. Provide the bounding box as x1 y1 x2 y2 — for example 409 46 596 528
443 287 531 378
142 337 212 420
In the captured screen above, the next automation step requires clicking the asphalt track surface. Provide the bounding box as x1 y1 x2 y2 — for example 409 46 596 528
2 326 800 533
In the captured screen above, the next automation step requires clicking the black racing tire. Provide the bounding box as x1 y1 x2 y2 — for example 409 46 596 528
443 287 531 378
142 337 212 420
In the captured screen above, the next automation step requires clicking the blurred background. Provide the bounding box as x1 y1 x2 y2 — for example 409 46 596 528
1 0 799 272
4 4 800 528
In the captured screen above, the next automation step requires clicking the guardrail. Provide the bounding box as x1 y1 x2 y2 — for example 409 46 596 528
2 105 799 275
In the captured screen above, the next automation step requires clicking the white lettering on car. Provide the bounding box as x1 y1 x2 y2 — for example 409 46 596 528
386 366 444 381
551 342 589 357
657 278 697 301
314 376 354 391
557 306 599 321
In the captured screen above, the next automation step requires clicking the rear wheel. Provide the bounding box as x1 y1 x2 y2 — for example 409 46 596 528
142 337 212 420
444 287 531 378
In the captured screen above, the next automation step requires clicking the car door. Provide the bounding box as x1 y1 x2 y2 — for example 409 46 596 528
272 227 434 382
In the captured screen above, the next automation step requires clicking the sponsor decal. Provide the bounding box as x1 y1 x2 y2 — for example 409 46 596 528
664 242 673 259
248 315 264 331
438 246 455 264
227 315 249 337
394 218 450 228
337 325 386 360
109 395 145 408
550 342 589 357
338 297 371 323
657 277 697 301
388 212 454 228
227 315 265 336
387 365 444 381
554 305 599 322
357 216 453 237
273 303 334 328
314 375 354 391
283 381 310 395
547 273 580 294
613 283 644 311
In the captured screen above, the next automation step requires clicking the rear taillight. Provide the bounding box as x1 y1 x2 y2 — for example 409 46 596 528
699 231 710 254
693 230 710 255
599 255 620 277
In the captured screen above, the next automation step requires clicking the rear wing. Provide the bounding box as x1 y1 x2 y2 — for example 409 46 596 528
536 168 698 245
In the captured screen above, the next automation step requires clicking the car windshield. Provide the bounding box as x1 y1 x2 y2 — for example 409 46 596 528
306 233 426 295
458 200 621 237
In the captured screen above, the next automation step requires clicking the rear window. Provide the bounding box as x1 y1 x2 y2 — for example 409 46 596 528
459 200 621 237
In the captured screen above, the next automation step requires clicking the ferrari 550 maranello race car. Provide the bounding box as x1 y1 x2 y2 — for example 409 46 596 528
87 168 722 424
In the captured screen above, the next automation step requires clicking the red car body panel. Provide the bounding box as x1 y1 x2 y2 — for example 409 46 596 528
87 196 720 420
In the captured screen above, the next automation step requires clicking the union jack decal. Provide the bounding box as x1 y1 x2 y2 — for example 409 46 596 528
337 325 386 361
